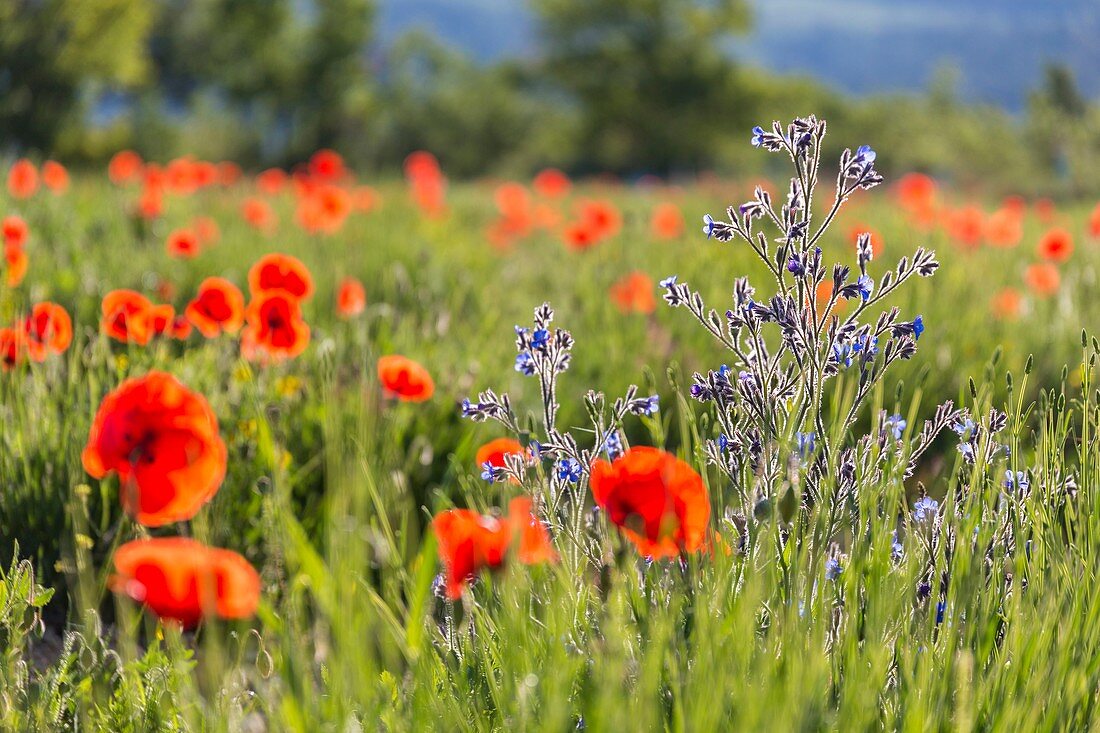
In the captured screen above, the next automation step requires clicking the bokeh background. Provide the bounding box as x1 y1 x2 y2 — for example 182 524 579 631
3 0 1100 193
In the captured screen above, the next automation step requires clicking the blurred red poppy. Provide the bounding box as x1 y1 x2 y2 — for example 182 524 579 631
336 277 366 318
2 216 28 249
650 202 684 240
577 199 621 240
150 304 176 336
1025 262 1060 297
108 150 144 185
296 184 351 234
248 253 314 302
82 371 227 526
242 290 310 360
992 288 1022 320
943 206 985 248
895 173 937 212
609 271 657 314
23 302 72 361
590 446 710 559
166 228 201 258
4 244 28 287
0 327 25 370
111 538 260 627
562 221 598 251
309 149 346 181
432 496 554 599
533 168 571 199
101 289 155 345
7 159 37 199
984 208 1023 248
186 277 245 337
1037 227 1073 262
41 161 69 194
476 438 524 474
192 216 220 247
256 168 287 196
377 355 434 402
242 197 277 233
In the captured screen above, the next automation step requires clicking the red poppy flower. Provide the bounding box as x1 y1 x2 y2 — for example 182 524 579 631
476 438 524 474
336 277 366 319
7 159 37 199
895 173 937 212
242 197 277 233
2 216 28 249
23 302 72 361
1035 198 1057 223
137 187 163 220
255 169 287 196
590 447 711 559
217 161 242 186
4 243 28 287
248 253 314 302
0 327 25 370
432 496 555 599
578 199 621 240
1037 227 1073 263
377 355 434 402
41 161 69 194
296 184 350 234
984 208 1022 248
186 278 245 338
166 228 201 258
101 289 155 345
150 304 176 336
494 182 530 219
351 185 380 213
1025 262 1060 297
650 202 684 240
241 291 310 361
992 288 1022 320
943 206 985 248
609 271 657 314
562 221 598 251
108 150 144 185
308 149 346 181
111 538 260 627
82 371 227 526
1089 202 1100 238
404 151 443 183
533 168 571 199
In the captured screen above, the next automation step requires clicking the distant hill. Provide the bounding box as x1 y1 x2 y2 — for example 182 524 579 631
377 0 1100 110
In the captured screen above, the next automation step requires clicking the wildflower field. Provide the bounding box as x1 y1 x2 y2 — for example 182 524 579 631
4 119 1100 730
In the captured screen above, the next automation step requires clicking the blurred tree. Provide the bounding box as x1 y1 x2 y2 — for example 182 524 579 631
530 0 751 175
0 0 153 154
1035 63 1087 119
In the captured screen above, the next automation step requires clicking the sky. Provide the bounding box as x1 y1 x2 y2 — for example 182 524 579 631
377 0 1100 110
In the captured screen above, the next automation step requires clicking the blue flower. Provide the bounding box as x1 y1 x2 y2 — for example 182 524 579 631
659 275 678 288
883 414 907 440
751 125 767 147
786 255 804 276
718 364 732 380
912 495 939 523
856 274 874 301
796 431 816 460
480 461 501 483
717 434 730 452
557 458 582 483
958 442 974 461
891 531 904 561
912 315 924 340
832 341 853 368
1004 470 1029 492
638 395 659 415
825 558 842 580
952 418 976 439
604 431 624 460
702 214 716 239
515 352 536 376
531 328 550 350
935 601 946 625
854 145 876 164
460 399 478 418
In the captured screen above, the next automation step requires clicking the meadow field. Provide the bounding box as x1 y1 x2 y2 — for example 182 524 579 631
2 123 1100 730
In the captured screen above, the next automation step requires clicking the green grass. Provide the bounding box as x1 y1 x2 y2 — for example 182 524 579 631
1 172 1100 730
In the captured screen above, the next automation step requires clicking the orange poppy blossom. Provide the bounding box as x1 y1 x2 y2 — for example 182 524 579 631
166 228 202 258
577 199 622 241
1037 227 1073 263
256 168 288 196
377 355 435 402
991 288 1023 320
895 172 937 212
476 438 525 482
309 149 346 181
590 446 711 559
432 496 556 599
217 161 242 187
23 302 72 361
609 271 657 315
336 277 366 318
1034 198 1057 223
111 537 260 627
2 216 28 249
650 202 685 240
41 161 69 194
404 151 448 217
0 327 25 370
350 185 380 213
7 159 38 199
241 290 311 361
248 253 314 302
943 206 985 248
192 216 220 247
532 168 571 199
984 208 1023 248
101 289 156 345
242 197 277 233
296 184 351 234
1025 262 1060 297
186 277 245 337
562 221 599 251
4 244 29 287
136 186 164 220
108 150 144 185
82 371 227 526
813 280 848 318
